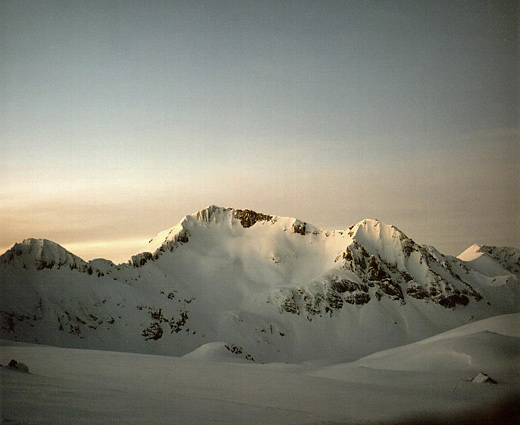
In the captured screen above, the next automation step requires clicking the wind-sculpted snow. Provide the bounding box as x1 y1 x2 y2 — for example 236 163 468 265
1 206 519 363
316 313 520 373
3 324 518 425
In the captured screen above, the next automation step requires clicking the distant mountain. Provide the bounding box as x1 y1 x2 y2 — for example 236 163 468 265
1 206 519 363
458 243 520 276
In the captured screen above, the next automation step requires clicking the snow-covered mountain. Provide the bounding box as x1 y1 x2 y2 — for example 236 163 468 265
1 206 519 363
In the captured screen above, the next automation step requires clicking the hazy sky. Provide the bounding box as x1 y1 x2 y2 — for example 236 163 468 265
1 0 518 262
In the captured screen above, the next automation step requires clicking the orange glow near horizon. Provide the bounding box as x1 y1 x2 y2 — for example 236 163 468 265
1 1 518 261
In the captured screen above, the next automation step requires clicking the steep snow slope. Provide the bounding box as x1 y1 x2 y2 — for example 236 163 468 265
1 206 519 363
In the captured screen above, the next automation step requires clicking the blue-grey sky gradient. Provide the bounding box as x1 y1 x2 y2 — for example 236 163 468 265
1 0 518 262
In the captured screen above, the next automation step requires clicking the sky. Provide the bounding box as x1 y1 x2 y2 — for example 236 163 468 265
1 0 518 263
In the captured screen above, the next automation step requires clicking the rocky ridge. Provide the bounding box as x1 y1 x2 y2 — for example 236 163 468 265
1 206 518 363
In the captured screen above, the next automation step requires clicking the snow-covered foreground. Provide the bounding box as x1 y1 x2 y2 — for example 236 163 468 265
2 314 519 425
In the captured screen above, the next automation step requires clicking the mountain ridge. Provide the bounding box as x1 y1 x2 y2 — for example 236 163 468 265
4 205 517 268
1 206 519 363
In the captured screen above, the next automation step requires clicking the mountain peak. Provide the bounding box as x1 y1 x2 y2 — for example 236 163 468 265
193 205 233 223
347 218 414 260
457 244 483 262
350 218 407 238
191 205 278 228
141 206 307 258
0 238 87 270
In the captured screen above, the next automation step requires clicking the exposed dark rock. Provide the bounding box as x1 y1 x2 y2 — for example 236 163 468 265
37 259 55 270
359 245 369 257
367 256 389 281
326 290 344 310
142 322 163 340
132 252 153 267
69 324 81 336
331 278 362 293
150 308 165 322
7 359 29 373
406 285 429 300
234 209 273 228
169 310 189 333
376 280 404 301
437 294 470 308
402 271 414 282
1 310 42 334
281 293 300 315
398 234 416 257
302 290 322 316
224 343 255 362
340 242 371 273
177 231 189 243
345 293 371 305
292 222 306 235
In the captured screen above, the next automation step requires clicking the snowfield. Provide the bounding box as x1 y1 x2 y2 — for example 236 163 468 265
1 206 519 423
1 314 519 424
